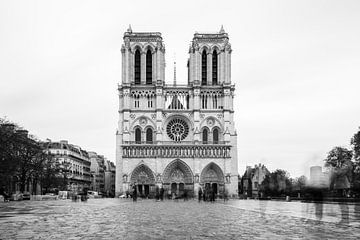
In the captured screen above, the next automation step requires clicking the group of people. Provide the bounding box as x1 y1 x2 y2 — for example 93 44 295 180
127 185 229 202
155 186 165 201
198 187 216 202
198 187 229 202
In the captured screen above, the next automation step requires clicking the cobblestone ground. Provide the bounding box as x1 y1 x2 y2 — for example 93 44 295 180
1 198 360 239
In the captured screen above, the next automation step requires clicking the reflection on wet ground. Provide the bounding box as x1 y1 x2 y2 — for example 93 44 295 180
0 199 359 239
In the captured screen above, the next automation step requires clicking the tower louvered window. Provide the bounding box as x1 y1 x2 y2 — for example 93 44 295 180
201 50 207 85
134 49 141 84
146 50 152 84
212 50 218 85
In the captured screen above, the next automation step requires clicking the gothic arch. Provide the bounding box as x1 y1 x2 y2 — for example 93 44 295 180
144 126 155 143
212 126 221 143
130 163 156 184
199 45 210 54
163 113 194 130
162 159 194 184
211 45 221 53
201 126 210 143
143 43 156 53
130 116 156 130
131 44 144 53
200 116 224 132
200 162 224 183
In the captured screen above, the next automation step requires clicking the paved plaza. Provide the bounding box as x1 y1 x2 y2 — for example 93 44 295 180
0 198 360 239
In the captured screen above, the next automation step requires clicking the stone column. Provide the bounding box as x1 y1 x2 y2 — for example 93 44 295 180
124 48 130 84
220 50 225 84
121 46 126 83
152 51 156 84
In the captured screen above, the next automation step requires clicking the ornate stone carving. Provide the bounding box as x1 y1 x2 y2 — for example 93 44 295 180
123 174 128 182
130 114 136 120
151 113 156 120
170 169 184 183
139 117 147 126
166 118 189 142
207 118 214 127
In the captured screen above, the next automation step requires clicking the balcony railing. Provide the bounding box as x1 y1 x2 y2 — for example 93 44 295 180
123 141 230 145
122 141 231 158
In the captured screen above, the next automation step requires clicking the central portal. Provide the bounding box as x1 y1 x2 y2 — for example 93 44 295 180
163 159 194 198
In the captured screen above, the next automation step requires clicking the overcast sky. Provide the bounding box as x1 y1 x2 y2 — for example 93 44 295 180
1 0 360 178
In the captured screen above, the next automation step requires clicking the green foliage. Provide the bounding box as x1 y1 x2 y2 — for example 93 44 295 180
351 128 360 173
324 146 353 169
324 146 353 190
259 169 292 197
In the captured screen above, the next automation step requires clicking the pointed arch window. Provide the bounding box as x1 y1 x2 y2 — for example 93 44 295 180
146 128 153 143
146 50 152 84
212 50 218 85
135 128 141 143
213 128 219 144
134 49 141 84
202 128 208 144
201 50 207 85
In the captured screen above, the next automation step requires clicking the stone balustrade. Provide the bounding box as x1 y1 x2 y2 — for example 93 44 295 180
122 142 231 158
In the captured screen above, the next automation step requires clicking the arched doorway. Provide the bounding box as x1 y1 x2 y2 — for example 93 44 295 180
200 162 225 198
130 164 156 198
162 159 194 198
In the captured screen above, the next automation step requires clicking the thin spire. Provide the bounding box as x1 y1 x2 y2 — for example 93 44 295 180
127 24 132 33
173 53 177 85
219 25 225 34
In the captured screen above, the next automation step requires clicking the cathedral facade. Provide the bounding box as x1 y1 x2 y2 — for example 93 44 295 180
115 26 238 197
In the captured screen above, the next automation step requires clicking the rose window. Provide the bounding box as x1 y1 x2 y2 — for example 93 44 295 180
166 118 189 141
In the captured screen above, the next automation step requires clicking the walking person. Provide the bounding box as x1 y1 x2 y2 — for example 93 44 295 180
160 187 164 201
211 187 216 202
198 187 203 203
132 185 137 202
155 186 160 201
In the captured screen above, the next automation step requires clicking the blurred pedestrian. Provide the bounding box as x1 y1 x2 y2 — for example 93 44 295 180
160 187 164 201
132 185 137 202
198 187 203 203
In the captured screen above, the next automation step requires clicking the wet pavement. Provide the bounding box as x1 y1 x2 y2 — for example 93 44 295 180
0 198 360 239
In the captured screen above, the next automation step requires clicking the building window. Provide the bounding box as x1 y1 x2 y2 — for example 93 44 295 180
147 96 153 108
213 128 219 144
134 95 140 108
134 49 141 84
201 50 207 85
146 50 152 84
166 118 189 142
146 128 153 143
202 95 208 109
135 128 141 143
202 128 208 144
213 95 218 109
212 50 218 85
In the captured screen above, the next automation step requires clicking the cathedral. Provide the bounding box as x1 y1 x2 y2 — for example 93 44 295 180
115 26 238 198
